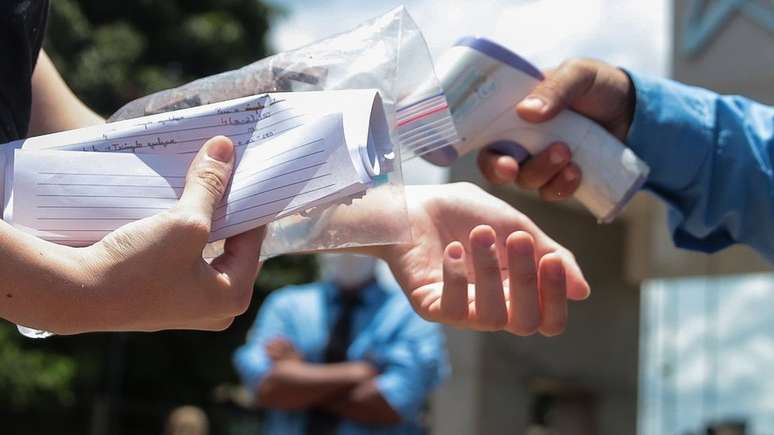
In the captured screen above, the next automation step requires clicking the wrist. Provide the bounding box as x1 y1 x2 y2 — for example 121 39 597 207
329 361 377 384
615 67 637 140
597 66 636 142
55 244 128 333
16 241 104 334
348 361 378 380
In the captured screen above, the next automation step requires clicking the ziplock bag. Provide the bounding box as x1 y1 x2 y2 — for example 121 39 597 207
109 6 458 259
14 6 458 338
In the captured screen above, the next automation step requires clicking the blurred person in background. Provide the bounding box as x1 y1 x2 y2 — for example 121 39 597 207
233 253 449 435
164 406 210 435
477 59 774 262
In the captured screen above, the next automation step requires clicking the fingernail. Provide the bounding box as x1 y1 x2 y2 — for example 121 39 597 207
520 96 546 111
207 137 234 163
564 166 579 181
472 227 496 249
495 160 516 181
550 149 567 165
508 231 534 255
448 242 464 260
473 237 495 250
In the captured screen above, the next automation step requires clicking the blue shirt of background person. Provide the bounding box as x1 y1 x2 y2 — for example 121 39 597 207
624 72 774 262
233 254 450 435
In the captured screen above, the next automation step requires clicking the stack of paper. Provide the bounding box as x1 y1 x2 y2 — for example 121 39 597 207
1 90 393 245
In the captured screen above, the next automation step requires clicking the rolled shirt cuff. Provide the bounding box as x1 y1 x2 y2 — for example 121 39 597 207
623 70 715 195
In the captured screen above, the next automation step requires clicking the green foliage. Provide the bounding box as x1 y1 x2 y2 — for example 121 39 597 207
45 0 279 115
0 323 75 408
257 254 320 289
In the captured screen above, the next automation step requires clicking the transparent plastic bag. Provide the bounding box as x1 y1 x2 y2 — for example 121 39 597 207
17 6 458 338
109 6 458 259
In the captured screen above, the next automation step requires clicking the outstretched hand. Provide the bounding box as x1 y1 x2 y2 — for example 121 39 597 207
377 183 590 336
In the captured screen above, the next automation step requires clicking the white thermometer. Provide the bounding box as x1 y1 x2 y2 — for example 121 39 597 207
423 37 649 222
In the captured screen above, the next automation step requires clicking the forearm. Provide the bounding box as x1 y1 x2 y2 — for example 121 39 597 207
0 221 96 333
3 49 118 328
320 379 402 425
626 72 774 260
29 51 104 136
256 361 374 410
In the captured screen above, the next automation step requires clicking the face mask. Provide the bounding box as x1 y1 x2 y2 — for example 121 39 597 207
319 253 377 289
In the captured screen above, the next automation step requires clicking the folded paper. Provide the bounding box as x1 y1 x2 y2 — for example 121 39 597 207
2 90 393 245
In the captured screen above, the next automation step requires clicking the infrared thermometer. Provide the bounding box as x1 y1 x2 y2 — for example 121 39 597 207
424 37 649 222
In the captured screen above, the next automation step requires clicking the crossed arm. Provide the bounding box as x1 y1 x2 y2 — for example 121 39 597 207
256 349 400 425
235 304 403 426
235 291 448 426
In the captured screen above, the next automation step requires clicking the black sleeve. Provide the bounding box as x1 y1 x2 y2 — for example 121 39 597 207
0 0 49 142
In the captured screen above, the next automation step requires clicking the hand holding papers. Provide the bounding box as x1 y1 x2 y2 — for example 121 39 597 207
2 90 394 246
2 136 266 334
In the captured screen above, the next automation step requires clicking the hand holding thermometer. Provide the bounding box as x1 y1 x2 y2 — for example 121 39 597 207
422 37 649 222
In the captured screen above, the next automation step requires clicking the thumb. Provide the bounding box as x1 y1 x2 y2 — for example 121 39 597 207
175 135 235 227
516 59 597 123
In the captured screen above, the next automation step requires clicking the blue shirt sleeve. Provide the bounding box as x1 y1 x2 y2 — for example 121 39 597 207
625 71 774 262
372 307 450 421
233 292 296 392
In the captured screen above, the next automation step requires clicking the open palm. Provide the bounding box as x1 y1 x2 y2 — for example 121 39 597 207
382 183 590 336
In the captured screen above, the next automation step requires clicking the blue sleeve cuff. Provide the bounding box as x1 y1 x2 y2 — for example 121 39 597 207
233 346 272 392
668 207 737 254
625 72 774 261
624 71 716 195
371 328 451 420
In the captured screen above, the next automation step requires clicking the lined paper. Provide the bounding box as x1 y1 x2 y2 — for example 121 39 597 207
7 114 377 245
13 90 389 158
2 89 394 245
